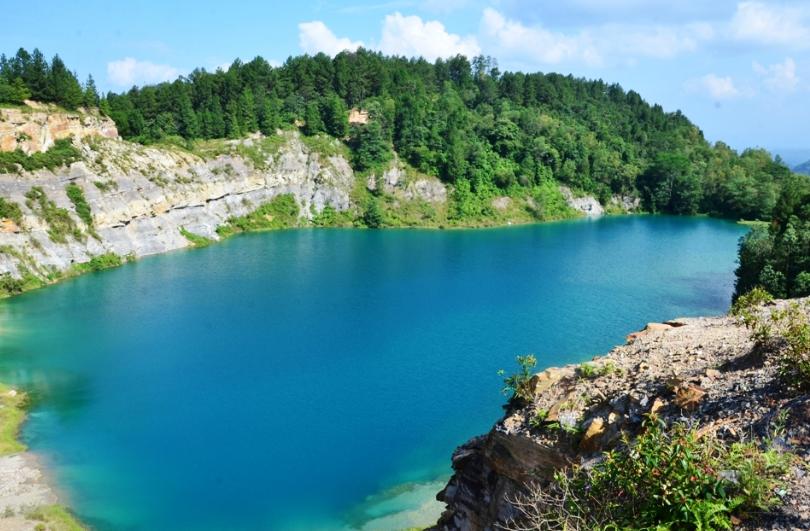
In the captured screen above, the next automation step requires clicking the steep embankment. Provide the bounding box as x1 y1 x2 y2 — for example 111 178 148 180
432 298 810 530
0 104 618 291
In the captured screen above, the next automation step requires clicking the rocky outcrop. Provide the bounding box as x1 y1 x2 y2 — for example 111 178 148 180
0 102 118 154
560 186 604 217
366 157 447 204
0 131 357 277
433 299 810 530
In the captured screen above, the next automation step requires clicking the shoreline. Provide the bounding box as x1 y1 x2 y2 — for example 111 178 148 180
0 211 751 303
0 386 84 530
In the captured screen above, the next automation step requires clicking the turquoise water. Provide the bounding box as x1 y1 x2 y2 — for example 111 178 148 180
0 216 747 530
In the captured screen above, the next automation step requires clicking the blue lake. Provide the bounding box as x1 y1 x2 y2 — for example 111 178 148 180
0 216 747 530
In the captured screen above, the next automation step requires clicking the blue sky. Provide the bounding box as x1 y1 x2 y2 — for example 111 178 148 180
2 1 808 162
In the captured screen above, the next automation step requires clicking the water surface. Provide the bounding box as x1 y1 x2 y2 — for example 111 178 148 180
0 216 747 529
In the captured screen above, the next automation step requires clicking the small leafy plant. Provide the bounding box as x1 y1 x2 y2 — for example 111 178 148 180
498 354 537 402
505 416 792 531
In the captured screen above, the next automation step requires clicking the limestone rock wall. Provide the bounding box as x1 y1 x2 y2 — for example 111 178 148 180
0 132 357 276
0 102 118 154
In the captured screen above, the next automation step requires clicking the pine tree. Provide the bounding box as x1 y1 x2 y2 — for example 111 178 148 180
238 88 258 133
209 96 226 139
303 100 323 136
177 91 200 139
259 97 280 135
24 49 49 101
322 95 348 138
225 100 241 138
47 55 83 109
83 75 99 107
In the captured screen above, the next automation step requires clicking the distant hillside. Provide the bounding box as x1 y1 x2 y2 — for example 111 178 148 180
794 160 810 175
1 46 795 224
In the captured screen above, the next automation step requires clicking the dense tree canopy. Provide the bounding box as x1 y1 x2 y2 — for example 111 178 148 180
736 173 810 298
2 47 800 224
0 48 86 109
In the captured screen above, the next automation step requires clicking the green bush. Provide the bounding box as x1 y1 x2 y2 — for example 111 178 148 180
216 194 299 236
510 417 791 530
0 273 25 297
498 354 537 402
0 138 80 174
771 302 810 388
72 253 123 274
362 197 383 228
24 186 81 243
65 183 93 227
0 198 23 225
180 227 214 247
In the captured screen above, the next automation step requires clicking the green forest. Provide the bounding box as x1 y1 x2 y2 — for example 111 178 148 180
1 47 808 296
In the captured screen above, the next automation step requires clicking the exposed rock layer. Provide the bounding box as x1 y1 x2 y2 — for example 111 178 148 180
0 102 118 154
432 299 810 531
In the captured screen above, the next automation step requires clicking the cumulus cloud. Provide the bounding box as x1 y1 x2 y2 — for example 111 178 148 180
298 21 363 56
107 58 180 87
481 8 589 65
730 1 810 47
685 73 741 100
379 12 480 60
480 8 712 67
298 13 479 61
754 57 799 92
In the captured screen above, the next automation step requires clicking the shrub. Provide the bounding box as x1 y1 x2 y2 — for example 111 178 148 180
499 354 537 402
216 194 299 236
0 198 23 225
363 197 383 228
72 253 123 274
65 183 93 227
0 273 25 297
730 286 774 317
505 417 791 531
0 138 80 174
180 227 214 247
772 302 810 388
24 186 81 243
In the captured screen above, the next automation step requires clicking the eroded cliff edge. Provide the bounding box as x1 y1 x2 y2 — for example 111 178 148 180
0 104 626 287
432 298 810 530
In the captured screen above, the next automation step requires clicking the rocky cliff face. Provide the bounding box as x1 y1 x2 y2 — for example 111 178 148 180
0 101 118 154
0 107 625 284
432 300 810 530
0 131 362 277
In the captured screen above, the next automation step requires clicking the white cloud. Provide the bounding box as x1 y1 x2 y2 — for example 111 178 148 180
481 8 588 64
754 57 799 92
480 8 712 67
106 58 180 87
685 73 741 100
730 1 810 47
298 21 363 56
379 12 480 60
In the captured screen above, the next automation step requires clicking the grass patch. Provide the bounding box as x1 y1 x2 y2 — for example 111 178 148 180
300 133 350 159
311 205 355 227
0 197 23 225
93 180 118 192
192 135 288 170
508 416 792 530
216 194 300 237
70 253 123 275
0 139 80 174
24 187 81 243
0 384 26 456
65 183 95 236
26 505 86 531
180 227 214 247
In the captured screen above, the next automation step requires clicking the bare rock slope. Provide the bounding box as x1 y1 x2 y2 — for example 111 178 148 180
433 299 810 530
